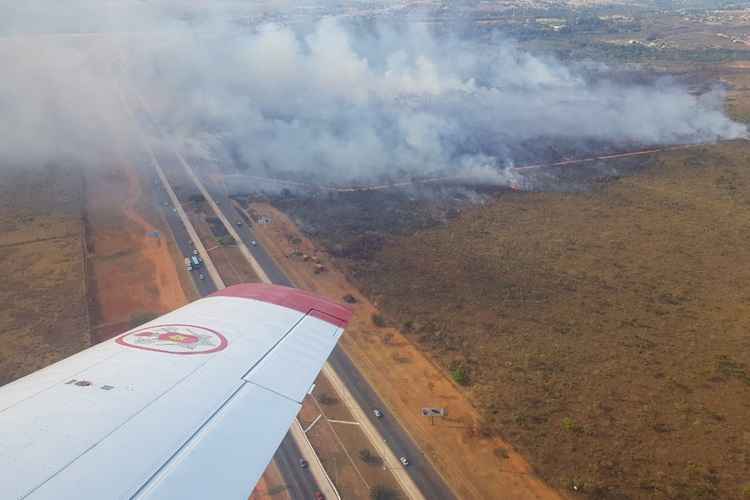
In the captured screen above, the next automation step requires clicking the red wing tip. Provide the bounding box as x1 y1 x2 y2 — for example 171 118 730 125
209 283 352 327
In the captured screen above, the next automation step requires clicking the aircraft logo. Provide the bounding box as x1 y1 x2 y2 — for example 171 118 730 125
116 324 228 355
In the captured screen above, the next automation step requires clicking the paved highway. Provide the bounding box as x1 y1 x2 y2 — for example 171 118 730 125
135 94 453 497
198 165 456 500
146 144 322 500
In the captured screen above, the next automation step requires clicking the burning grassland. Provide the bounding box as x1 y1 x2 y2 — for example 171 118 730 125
267 140 750 499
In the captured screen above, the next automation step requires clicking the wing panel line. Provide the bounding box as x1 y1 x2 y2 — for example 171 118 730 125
0 349 123 414
239 312 307 380
20 355 215 499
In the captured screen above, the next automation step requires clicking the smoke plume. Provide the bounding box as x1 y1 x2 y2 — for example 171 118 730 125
0 1 746 184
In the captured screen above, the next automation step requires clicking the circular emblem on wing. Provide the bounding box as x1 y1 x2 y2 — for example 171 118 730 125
116 324 228 355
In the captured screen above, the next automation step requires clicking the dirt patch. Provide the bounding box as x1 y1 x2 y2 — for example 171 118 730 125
85 155 189 342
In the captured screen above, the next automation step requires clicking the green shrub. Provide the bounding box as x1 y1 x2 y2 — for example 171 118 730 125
451 367 467 385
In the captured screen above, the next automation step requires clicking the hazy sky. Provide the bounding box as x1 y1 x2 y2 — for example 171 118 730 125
0 1 745 183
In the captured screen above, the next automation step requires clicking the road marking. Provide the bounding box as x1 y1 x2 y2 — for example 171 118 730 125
309 394 371 492
323 364 426 500
115 82 225 290
180 154 425 500
303 414 322 433
326 419 361 426
174 150 272 284
133 88 423 499
115 58 340 500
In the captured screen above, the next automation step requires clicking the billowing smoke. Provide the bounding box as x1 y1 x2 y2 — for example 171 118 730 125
0 1 746 184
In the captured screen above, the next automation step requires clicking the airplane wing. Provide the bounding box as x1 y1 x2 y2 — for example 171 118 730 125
0 283 351 500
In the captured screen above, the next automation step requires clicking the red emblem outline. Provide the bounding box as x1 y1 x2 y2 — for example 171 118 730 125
116 323 228 355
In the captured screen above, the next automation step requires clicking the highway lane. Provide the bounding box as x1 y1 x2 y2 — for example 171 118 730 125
200 168 456 500
327 347 454 499
147 145 322 500
147 147 216 296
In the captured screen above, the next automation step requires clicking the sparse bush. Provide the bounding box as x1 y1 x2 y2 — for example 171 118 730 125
358 449 382 466
372 313 386 327
561 417 576 432
391 351 411 364
451 367 467 385
317 392 338 406
383 332 394 345
370 484 400 500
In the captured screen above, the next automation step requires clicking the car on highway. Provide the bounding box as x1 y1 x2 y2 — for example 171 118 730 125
299 458 308 469
313 492 325 500
399 456 409 466
198 273 205 280
250 240 257 246
193 249 199 255
373 408 383 418
236 220 243 226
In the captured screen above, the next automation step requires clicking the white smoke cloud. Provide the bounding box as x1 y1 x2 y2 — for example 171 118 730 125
0 1 745 183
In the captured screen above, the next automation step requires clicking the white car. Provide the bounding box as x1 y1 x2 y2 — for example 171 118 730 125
250 240 257 246
399 456 409 466
373 409 383 418
193 249 199 255
199 273 205 280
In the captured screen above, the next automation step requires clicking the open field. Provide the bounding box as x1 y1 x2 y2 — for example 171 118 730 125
0 165 88 385
245 202 561 500
312 139 750 499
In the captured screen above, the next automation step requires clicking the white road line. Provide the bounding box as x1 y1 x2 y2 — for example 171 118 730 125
175 150 271 284
179 150 425 500
166 141 343 500
323 364 426 500
326 419 361 426
289 420 342 500
115 82 225 290
116 58 341 500
138 86 423 498
303 414 322 434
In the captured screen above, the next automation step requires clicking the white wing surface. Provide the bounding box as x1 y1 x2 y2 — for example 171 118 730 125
0 283 351 500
